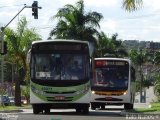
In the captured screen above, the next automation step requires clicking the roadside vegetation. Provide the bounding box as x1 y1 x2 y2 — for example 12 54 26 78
127 102 160 113
0 105 31 111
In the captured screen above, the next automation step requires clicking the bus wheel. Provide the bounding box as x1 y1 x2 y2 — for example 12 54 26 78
44 108 50 114
76 108 82 114
76 107 89 114
33 105 41 114
91 105 96 110
82 107 89 114
91 103 97 110
124 103 133 110
101 105 105 110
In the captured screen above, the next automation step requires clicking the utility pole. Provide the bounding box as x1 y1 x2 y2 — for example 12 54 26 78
0 2 42 81
0 2 41 105
0 2 42 53
0 1 42 105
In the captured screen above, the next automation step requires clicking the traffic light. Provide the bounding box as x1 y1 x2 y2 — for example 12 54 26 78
0 41 7 55
32 1 38 19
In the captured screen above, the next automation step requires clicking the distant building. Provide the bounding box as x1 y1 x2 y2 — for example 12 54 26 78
122 40 160 51
146 42 160 50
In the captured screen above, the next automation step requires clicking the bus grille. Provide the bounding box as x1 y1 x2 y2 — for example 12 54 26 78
95 98 123 101
44 91 76 94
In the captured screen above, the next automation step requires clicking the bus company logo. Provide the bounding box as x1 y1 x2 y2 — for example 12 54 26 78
42 86 52 91
57 90 63 94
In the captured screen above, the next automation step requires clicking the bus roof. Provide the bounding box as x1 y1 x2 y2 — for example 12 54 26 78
32 39 89 45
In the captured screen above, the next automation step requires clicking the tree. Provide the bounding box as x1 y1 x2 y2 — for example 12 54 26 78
95 32 128 57
153 51 160 64
129 49 148 102
122 0 143 12
50 0 103 46
4 16 41 106
154 74 160 101
95 32 115 57
110 33 128 57
152 51 160 101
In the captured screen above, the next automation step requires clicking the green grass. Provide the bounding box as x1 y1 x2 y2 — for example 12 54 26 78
128 102 160 113
0 105 31 111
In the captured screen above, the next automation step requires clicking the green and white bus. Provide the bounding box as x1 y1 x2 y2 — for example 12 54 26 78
91 58 136 110
28 40 91 114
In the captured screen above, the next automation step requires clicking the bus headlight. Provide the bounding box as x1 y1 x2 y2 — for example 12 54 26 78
92 91 95 94
23 100 27 104
123 91 128 95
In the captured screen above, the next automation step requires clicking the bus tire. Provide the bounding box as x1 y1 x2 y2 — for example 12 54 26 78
44 108 50 114
82 107 89 114
91 105 96 110
91 103 98 110
124 103 133 110
101 105 105 110
33 105 41 114
76 107 89 114
76 108 81 113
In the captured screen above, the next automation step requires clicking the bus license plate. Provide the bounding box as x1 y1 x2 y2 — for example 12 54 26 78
54 96 65 100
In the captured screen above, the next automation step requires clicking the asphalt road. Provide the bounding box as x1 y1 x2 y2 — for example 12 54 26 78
1 105 160 120
0 108 127 120
1 104 160 120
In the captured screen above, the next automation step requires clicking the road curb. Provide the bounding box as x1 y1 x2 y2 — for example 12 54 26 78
0 109 23 113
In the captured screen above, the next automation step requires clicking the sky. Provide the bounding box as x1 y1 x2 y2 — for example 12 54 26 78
1 0 160 42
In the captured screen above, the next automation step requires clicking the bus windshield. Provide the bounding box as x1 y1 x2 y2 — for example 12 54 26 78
92 66 129 89
31 53 89 80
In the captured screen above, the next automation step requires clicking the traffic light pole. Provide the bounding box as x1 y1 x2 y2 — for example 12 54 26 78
0 4 39 54
1 6 26 31
1 4 41 31
0 2 41 94
0 4 26 87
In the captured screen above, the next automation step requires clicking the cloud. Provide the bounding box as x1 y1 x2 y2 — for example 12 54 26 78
0 11 17 17
84 0 118 8
0 0 16 6
58 0 77 6
100 19 117 32
53 0 118 8
0 9 18 27
144 0 160 11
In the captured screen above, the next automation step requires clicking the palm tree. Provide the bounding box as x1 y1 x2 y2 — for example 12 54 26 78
50 0 103 46
4 16 41 106
95 32 128 57
110 33 128 57
122 0 143 12
95 32 115 57
154 74 160 101
129 49 148 102
152 51 160 101
154 51 160 64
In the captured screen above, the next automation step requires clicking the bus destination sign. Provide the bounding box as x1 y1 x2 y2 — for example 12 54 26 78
95 60 127 67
